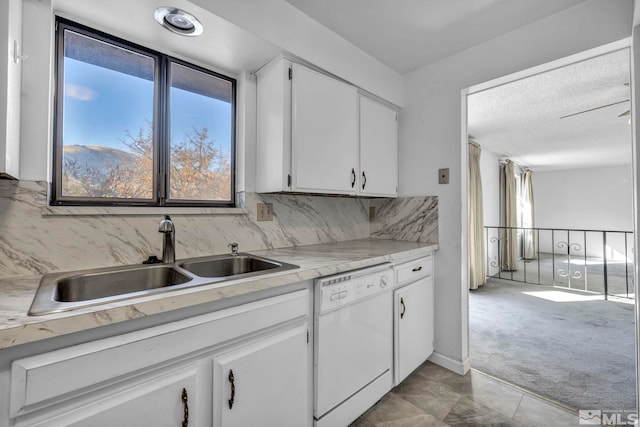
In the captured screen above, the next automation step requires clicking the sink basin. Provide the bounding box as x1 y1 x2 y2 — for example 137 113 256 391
29 264 193 315
55 266 192 302
179 255 282 278
29 253 298 316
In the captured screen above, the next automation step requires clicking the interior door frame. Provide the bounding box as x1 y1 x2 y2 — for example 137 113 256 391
460 37 638 412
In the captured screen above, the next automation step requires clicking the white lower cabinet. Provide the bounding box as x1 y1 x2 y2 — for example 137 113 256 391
8 289 310 427
39 362 209 427
213 325 309 427
394 255 435 385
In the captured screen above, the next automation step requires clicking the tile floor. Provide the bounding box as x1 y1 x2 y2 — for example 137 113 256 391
350 361 584 426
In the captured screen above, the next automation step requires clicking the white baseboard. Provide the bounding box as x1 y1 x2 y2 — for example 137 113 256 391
428 352 470 375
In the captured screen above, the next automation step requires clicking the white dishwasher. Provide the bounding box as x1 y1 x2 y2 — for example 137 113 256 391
314 263 394 427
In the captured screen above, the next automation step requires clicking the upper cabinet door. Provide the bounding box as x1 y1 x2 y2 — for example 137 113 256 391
291 63 358 194
359 96 398 197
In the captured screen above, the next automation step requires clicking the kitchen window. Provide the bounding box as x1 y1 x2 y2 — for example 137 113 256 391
52 18 236 207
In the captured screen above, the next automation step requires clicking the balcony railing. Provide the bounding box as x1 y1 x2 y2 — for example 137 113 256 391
484 226 635 300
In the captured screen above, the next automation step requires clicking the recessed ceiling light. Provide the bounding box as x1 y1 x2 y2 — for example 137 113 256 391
154 7 203 37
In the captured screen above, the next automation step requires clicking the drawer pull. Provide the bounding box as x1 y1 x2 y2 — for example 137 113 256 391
181 388 189 427
412 266 423 272
400 297 406 319
228 369 236 409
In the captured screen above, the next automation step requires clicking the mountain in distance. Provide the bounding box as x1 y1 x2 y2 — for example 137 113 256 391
63 145 138 172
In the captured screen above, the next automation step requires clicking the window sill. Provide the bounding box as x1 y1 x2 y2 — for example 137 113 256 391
41 205 250 217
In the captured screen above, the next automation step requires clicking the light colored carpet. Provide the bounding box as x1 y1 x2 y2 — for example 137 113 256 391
469 278 636 411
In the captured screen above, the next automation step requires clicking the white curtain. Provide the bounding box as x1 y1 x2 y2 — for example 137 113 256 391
522 170 537 259
500 160 518 271
468 142 486 289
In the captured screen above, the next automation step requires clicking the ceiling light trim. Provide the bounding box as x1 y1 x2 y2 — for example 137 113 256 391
154 7 203 37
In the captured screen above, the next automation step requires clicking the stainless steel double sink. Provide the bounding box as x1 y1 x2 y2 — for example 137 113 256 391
29 254 298 316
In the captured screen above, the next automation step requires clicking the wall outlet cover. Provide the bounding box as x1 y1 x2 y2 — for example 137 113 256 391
257 203 274 221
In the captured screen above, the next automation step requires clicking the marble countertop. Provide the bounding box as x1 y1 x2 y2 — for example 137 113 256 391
0 239 437 350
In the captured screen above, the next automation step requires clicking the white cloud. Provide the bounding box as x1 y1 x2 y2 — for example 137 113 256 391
65 84 98 101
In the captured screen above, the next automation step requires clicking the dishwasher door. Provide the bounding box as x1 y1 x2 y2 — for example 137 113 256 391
314 289 393 418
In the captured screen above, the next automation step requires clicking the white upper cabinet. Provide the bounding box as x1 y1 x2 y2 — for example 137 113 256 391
359 96 398 197
256 56 398 197
0 0 22 179
292 63 359 194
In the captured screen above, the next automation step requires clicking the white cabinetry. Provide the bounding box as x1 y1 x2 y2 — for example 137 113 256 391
0 0 22 179
359 96 398 197
36 362 208 427
393 254 435 385
292 63 359 194
8 290 310 427
213 325 308 427
256 57 397 196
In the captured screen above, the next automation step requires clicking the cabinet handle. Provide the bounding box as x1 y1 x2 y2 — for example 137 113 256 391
362 171 367 190
228 369 236 409
412 266 423 272
351 168 356 188
400 297 406 319
181 388 189 427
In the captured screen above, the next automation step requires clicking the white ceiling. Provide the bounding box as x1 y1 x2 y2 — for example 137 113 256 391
285 0 588 74
54 0 280 75
467 48 632 171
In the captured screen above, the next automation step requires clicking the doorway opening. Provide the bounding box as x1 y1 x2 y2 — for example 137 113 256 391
465 45 636 412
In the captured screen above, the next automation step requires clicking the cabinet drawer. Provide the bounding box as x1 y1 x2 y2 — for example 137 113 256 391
10 290 309 418
395 255 433 287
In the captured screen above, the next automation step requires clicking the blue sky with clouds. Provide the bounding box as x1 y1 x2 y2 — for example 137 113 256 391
63 58 232 157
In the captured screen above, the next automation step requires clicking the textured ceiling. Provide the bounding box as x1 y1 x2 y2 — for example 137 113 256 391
467 48 632 171
285 0 588 74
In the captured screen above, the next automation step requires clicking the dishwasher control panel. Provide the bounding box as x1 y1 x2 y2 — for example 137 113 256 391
315 264 393 313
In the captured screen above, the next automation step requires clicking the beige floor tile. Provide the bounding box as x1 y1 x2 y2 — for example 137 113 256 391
376 414 450 427
392 374 461 420
443 396 525 426
363 393 427 425
463 371 525 418
513 394 579 427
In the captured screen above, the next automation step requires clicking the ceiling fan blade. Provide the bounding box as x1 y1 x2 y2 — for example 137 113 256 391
560 99 629 119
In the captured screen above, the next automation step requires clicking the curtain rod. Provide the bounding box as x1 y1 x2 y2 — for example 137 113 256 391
499 159 532 172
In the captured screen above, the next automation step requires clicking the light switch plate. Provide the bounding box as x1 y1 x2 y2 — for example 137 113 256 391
438 168 449 184
257 203 274 221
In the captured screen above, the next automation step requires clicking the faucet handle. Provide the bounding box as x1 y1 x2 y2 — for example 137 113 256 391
228 242 239 256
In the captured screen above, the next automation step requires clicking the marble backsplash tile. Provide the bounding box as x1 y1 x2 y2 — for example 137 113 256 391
0 180 438 279
370 197 438 243
0 180 371 279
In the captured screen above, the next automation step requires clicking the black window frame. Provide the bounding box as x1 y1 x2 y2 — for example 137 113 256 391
52 17 237 207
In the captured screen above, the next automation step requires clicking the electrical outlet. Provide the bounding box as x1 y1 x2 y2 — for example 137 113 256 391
438 168 449 184
257 203 274 221
369 206 376 221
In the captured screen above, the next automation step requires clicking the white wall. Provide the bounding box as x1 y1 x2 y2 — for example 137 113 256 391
479 146 500 276
534 165 634 259
401 0 633 370
535 165 633 231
